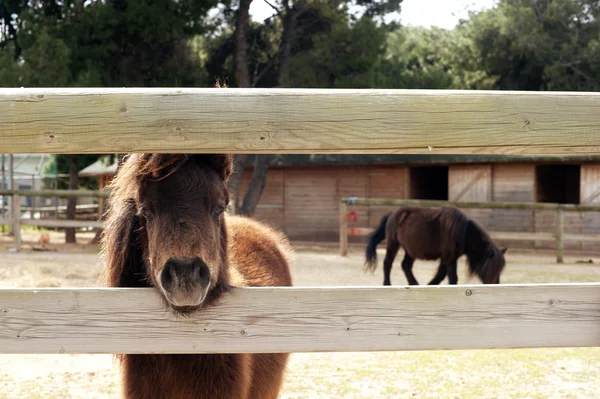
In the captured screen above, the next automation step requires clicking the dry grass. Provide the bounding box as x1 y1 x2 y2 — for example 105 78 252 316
0 241 599 398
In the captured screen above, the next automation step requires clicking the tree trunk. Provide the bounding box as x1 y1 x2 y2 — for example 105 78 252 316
277 10 297 87
233 0 253 88
65 155 79 243
227 154 249 213
238 154 271 217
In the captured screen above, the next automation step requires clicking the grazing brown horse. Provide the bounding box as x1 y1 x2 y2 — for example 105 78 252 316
101 154 294 399
364 206 506 286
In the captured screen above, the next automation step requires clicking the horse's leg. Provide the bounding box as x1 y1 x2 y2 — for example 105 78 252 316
428 260 447 285
401 253 419 285
447 259 459 285
383 240 400 286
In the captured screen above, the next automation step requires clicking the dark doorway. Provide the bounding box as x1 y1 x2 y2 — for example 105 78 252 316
535 164 580 204
409 166 448 200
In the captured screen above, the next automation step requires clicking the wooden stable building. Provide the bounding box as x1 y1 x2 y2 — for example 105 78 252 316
236 155 600 254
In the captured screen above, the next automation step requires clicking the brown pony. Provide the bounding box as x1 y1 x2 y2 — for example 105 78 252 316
100 153 294 399
364 206 506 286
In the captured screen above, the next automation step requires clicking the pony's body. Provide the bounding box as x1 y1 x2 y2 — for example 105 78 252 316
365 206 506 286
101 154 293 399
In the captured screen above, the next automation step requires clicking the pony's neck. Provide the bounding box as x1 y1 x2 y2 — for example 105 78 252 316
122 353 250 398
464 220 489 261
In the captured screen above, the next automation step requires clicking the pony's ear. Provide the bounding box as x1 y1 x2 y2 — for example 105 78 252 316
500 247 508 254
101 199 148 288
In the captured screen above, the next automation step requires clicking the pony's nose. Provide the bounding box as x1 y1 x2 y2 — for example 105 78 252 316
160 257 211 292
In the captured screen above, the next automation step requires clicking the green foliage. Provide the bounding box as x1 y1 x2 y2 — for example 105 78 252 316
449 0 600 91
289 16 387 88
0 0 218 87
374 26 457 89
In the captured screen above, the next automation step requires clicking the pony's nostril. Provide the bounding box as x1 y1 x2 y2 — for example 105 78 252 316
160 260 177 289
191 257 211 289
198 263 210 288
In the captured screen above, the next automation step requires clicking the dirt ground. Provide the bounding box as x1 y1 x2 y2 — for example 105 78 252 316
1 229 600 399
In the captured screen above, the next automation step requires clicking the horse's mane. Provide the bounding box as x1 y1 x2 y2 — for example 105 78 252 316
437 207 470 257
443 207 499 279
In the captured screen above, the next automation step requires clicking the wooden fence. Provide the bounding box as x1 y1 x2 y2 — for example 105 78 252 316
0 189 108 250
1 88 600 355
339 198 600 262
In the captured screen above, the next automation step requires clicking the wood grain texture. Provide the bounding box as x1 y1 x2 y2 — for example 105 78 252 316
2 88 600 154
0 285 599 354
19 219 103 228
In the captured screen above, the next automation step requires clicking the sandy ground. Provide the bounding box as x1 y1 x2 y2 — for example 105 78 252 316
1 229 600 398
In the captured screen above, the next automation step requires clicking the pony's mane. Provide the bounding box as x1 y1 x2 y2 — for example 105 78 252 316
459 210 499 279
437 207 470 256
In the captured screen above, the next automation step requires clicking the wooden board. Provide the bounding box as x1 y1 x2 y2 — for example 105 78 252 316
19 219 104 228
0 284 599 354
2 88 600 154
448 165 492 202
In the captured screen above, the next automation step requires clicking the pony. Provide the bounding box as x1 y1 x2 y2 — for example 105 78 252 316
100 153 294 399
364 206 506 286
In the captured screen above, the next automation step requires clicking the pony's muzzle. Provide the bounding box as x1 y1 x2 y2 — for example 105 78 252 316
159 256 211 310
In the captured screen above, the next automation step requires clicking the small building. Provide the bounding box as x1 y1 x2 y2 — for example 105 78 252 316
236 155 600 254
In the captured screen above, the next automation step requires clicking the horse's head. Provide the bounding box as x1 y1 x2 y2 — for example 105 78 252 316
104 154 233 313
476 245 507 284
464 220 507 284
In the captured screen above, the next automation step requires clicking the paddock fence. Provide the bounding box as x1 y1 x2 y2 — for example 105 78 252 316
0 189 108 250
339 197 600 263
0 88 599 355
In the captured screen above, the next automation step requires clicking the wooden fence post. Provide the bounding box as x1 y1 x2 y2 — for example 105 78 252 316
12 193 21 251
340 201 348 257
556 208 564 264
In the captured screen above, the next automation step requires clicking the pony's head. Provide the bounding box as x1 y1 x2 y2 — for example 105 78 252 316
464 220 507 284
102 154 233 313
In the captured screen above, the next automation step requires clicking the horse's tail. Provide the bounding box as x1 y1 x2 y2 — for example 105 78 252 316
364 213 391 272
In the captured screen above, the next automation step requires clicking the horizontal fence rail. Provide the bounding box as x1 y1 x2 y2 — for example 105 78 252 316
0 189 110 198
0 190 110 250
0 284 599 354
339 198 600 262
2 88 600 154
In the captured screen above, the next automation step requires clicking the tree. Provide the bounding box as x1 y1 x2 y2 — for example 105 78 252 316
374 26 458 89
448 0 600 91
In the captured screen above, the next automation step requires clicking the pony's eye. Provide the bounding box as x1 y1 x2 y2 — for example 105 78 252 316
138 207 152 221
214 204 226 217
